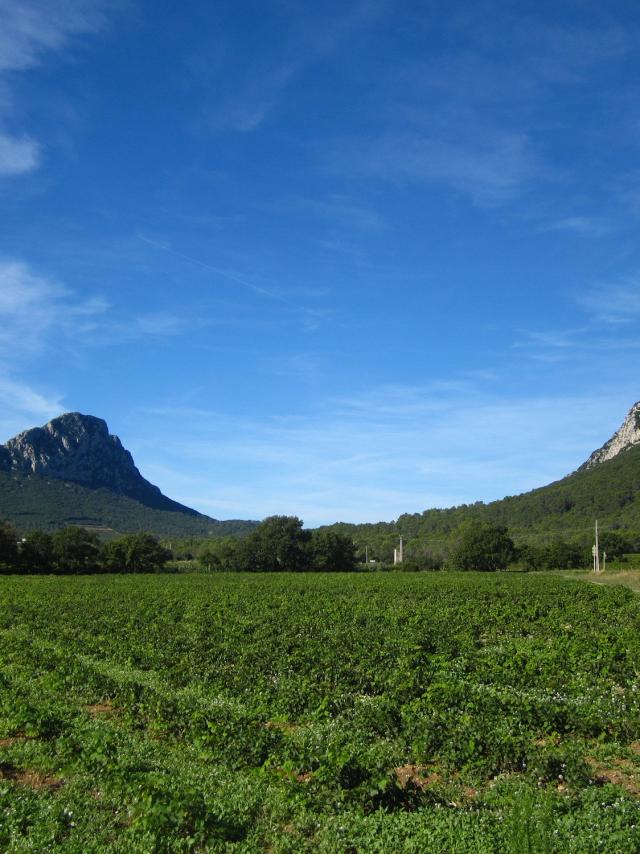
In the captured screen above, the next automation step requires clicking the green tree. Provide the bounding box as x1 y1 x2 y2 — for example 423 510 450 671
197 537 240 572
0 519 19 572
544 539 586 570
249 516 311 572
52 526 100 573
450 520 515 572
519 539 587 571
519 543 545 572
310 529 358 571
599 531 633 561
20 531 54 573
101 533 170 572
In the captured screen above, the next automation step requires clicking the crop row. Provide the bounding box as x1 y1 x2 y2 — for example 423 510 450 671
1 572 639 851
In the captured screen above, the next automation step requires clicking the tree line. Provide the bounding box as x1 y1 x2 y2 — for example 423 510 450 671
0 516 360 574
0 522 170 574
196 517 628 574
197 516 358 572
1 514 634 575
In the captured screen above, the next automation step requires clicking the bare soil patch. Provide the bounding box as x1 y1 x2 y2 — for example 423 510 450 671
0 762 63 791
0 733 39 748
587 756 640 797
263 720 300 733
394 764 440 790
85 700 116 718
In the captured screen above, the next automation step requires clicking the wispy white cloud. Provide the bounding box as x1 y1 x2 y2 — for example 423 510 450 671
0 375 62 420
0 373 65 443
328 130 536 208
136 233 331 329
508 20 633 84
0 0 106 72
0 255 201 440
0 259 75 429
278 194 386 231
0 0 108 176
195 1 385 133
137 234 289 303
0 131 40 175
0 259 108 358
266 352 324 379
578 274 640 324
135 313 188 337
312 11 639 213
516 329 582 350
0 257 204 360
539 216 611 237
131 383 632 525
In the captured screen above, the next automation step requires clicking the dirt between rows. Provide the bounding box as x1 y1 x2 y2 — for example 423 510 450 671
587 754 640 797
0 762 63 791
85 701 116 718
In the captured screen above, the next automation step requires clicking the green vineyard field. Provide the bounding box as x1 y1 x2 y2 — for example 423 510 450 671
1 573 639 852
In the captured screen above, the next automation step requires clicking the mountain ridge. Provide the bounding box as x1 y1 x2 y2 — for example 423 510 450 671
578 400 640 471
0 412 192 512
0 412 256 537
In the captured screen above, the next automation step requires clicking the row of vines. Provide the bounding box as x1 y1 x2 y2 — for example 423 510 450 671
0 572 639 851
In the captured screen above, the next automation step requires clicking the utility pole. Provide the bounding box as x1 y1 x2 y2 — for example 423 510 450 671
394 535 404 565
593 520 600 574
603 551 607 573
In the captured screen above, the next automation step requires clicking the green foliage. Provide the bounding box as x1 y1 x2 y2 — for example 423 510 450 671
449 520 516 571
321 444 640 558
0 518 18 571
309 529 358 571
198 518 360 572
10 527 171 574
197 536 240 572
0 573 638 850
209 515 315 572
101 533 171 573
19 530 54 573
520 539 587 571
52 526 100 573
250 515 311 572
0 470 258 538
599 530 634 560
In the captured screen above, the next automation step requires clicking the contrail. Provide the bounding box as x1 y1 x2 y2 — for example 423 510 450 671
137 234 291 305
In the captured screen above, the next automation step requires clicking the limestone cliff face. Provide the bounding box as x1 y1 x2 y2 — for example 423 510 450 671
0 412 171 506
580 401 640 470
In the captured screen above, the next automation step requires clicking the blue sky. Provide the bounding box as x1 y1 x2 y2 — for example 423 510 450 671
2 0 640 525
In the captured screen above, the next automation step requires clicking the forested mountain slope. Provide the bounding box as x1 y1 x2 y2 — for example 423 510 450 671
0 470 257 537
325 443 640 552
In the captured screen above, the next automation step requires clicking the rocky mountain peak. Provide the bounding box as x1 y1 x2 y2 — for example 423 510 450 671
580 401 640 470
0 412 166 504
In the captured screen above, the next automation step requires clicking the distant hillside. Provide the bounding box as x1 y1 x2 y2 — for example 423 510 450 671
0 471 257 537
324 417 640 556
0 413 257 537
